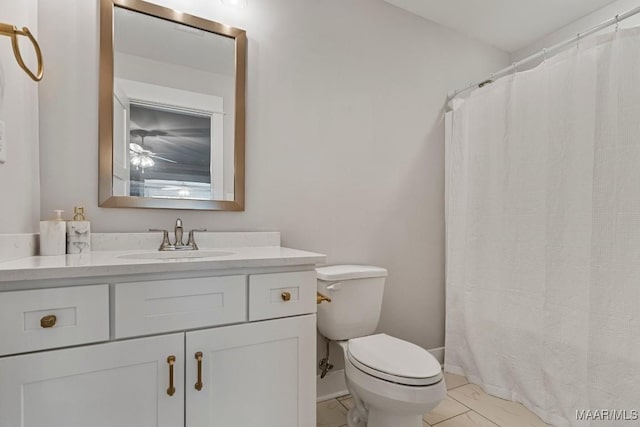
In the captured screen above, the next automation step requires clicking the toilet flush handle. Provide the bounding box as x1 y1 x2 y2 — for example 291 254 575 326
316 292 332 305
325 282 343 291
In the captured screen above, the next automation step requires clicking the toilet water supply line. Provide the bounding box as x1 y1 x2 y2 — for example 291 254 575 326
319 338 334 379
318 283 335 378
448 5 640 99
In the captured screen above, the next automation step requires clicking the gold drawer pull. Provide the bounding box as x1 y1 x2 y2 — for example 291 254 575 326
317 292 331 305
167 355 176 396
40 315 57 328
281 291 292 302
195 352 203 391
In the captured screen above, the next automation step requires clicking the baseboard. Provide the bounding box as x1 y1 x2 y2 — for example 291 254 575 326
317 369 348 402
429 346 445 366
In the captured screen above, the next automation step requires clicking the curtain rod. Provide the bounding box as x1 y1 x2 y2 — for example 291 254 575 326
448 5 640 99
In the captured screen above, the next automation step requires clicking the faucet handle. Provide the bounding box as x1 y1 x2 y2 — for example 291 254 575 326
149 229 173 251
186 228 207 250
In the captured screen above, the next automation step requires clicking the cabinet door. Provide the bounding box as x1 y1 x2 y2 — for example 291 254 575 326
186 314 316 427
0 333 184 427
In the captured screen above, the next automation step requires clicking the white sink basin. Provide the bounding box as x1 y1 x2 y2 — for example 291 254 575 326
118 250 236 260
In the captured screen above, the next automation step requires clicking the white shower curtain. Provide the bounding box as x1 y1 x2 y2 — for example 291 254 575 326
445 28 640 427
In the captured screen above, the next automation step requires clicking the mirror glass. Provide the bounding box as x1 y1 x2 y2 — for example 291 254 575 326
100 0 246 210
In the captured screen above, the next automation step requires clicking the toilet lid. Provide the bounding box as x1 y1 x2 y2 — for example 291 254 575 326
347 334 442 386
316 265 388 281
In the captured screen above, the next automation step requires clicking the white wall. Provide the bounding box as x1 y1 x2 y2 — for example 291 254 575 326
0 0 39 233
37 0 509 362
513 0 640 61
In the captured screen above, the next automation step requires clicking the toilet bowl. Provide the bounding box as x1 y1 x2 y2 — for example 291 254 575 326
316 265 446 427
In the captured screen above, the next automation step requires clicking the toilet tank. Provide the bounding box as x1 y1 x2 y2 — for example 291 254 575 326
316 265 388 341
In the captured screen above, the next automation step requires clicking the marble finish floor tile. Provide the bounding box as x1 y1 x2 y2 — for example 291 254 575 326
424 395 470 425
444 372 469 390
432 411 500 427
338 396 354 411
317 399 347 427
318 380 547 427
448 384 549 427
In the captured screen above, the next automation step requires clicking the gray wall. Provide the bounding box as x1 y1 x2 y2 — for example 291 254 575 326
0 0 39 233
37 0 509 363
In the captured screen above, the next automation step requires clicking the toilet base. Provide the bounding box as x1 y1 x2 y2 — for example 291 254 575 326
346 407 366 427
345 396 431 427
343 360 445 427
335 340 446 427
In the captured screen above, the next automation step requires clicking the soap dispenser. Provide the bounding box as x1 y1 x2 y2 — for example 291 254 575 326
39 210 66 255
67 206 91 254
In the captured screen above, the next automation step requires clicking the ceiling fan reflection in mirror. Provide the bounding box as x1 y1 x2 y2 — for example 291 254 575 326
129 129 177 173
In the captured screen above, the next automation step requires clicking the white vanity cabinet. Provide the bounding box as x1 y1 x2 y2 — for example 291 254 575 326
0 268 318 427
0 333 185 427
186 315 316 427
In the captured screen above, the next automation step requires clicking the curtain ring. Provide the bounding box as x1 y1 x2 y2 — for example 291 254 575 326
576 32 581 49
542 48 547 61
615 14 620 31
478 73 495 88
511 62 517 74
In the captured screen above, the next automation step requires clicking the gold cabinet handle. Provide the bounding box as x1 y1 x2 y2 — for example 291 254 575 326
167 355 176 396
195 352 203 391
281 291 292 302
317 291 332 304
40 314 57 328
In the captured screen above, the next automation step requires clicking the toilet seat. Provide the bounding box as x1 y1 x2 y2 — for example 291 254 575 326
347 334 442 386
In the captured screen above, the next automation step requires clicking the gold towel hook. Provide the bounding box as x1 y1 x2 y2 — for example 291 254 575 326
0 22 43 82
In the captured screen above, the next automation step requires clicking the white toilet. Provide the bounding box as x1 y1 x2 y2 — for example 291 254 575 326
316 265 446 427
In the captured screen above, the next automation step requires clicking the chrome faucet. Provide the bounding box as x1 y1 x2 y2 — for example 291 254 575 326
174 218 184 247
150 218 206 251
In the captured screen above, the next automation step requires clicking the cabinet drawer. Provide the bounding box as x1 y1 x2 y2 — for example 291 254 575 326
114 275 247 338
248 271 316 321
0 285 109 356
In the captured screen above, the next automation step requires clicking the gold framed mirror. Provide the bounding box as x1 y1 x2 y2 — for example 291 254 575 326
99 0 246 210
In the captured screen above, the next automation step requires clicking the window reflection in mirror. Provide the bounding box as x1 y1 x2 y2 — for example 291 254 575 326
126 104 213 200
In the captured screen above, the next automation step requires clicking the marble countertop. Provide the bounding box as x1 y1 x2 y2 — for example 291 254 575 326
0 246 326 283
